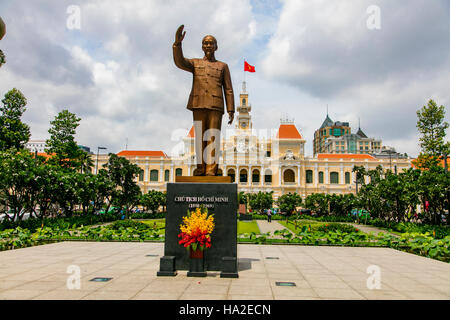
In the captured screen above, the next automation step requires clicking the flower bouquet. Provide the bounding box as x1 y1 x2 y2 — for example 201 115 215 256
178 206 214 277
178 206 214 253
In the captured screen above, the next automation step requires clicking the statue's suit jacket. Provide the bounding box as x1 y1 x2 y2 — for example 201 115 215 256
173 43 235 115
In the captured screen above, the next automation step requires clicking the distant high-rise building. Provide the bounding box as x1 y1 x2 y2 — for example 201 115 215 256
314 115 382 155
313 114 351 155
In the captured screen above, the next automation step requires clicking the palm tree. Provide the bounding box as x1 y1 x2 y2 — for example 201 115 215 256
78 151 94 174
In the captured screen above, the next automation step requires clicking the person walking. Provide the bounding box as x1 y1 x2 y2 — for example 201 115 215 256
267 208 272 223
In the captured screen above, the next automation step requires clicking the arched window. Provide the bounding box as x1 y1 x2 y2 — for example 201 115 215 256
252 169 260 183
164 169 170 182
175 168 182 176
283 169 295 183
227 169 235 183
150 170 159 182
242 98 246 106
240 169 248 183
345 172 350 184
319 171 324 184
306 170 313 184
330 172 339 184
264 169 272 184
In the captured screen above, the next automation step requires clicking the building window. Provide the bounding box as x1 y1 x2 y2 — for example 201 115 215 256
264 169 272 184
319 171 324 184
240 169 248 183
306 170 313 184
175 168 182 176
283 169 295 183
164 169 170 182
242 98 246 106
139 170 144 182
265 151 271 157
330 172 339 184
252 170 260 183
345 172 350 184
150 169 158 182
228 169 235 183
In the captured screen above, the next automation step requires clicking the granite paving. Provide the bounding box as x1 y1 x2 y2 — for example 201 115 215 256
0 241 448 300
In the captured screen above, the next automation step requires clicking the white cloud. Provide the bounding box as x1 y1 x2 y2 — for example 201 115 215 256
260 0 450 157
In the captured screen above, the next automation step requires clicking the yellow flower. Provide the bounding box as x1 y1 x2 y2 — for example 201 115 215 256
180 207 214 236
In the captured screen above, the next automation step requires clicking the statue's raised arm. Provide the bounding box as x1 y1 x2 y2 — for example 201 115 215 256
174 25 185 46
172 24 193 73
0 17 5 40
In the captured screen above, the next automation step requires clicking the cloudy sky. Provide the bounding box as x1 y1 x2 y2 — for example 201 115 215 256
0 0 449 158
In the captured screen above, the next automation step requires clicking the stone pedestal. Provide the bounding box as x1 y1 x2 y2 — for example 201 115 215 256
157 178 238 278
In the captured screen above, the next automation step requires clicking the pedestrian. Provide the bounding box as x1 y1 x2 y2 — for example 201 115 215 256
267 208 272 223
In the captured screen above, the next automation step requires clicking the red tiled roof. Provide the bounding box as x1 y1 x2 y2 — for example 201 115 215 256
276 124 302 139
117 150 168 158
187 126 195 138
317 154 376 160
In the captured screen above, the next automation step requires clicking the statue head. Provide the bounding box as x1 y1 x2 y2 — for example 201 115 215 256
202 35 217 60
0 17 5 40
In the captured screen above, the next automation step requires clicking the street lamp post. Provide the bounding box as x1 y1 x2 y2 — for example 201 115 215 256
96 146 107 174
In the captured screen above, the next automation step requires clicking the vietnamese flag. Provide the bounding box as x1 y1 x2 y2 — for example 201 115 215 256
244 61 255 72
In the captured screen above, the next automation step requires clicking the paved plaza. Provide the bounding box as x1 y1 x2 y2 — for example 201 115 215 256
0 241 449 300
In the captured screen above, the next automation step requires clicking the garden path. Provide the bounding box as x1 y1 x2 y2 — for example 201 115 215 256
256 220 294 239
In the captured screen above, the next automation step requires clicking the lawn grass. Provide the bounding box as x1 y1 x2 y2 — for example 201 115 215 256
237 221 260 234
278 220 324 233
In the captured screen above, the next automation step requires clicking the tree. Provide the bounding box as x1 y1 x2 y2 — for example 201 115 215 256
237 191 248 205
277 192 302 222
92 169 115 213
247 191 273 214
46 109 83 168
140 190 166 213
304 193 329 216
416 99 449 157
103 153 143 216
0 150 36 221
0 89 30 151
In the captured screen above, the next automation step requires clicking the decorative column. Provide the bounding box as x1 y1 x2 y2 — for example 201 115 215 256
279 166 282 186
314 163 319 187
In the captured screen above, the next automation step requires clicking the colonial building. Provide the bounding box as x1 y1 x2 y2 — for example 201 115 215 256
95 84 412 199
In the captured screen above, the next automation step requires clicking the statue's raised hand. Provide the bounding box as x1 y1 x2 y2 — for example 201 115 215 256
175 25 186 45
0 17 5 40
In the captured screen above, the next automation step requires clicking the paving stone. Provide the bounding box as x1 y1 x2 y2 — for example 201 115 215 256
0 241 449 300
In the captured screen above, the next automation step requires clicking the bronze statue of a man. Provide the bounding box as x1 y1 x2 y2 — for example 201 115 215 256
173 25 235 176
0 17 5 40
0 17 6 67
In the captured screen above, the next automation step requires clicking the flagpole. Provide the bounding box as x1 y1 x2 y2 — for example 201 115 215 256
243 58 246 86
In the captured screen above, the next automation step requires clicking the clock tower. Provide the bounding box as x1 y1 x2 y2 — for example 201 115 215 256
236 81 252 131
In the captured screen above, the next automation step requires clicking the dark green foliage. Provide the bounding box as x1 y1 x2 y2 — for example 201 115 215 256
140 190 166 213
416 99 448 156
317 223 359 233
102 153 143 215
304 193 329 216
247 191 273 213
0 89 30 151
277 192 302 216
109 220 151 231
